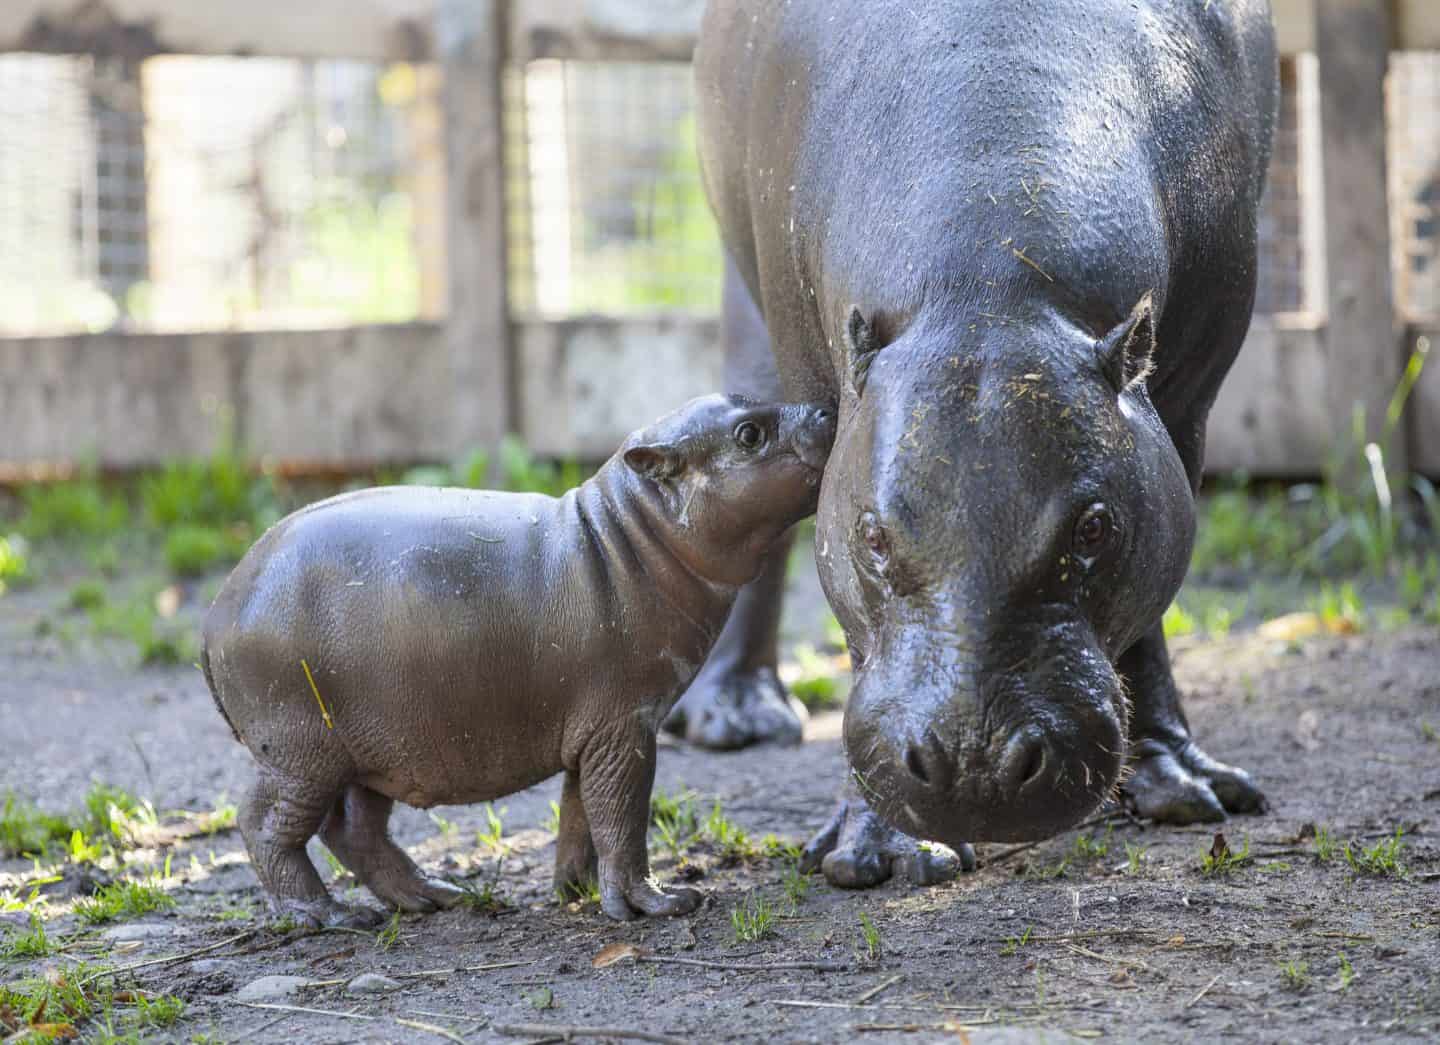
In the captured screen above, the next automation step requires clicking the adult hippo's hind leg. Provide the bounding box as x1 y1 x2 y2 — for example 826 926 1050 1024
319 785 466 914
663 255 806 749
1119 624 1267 822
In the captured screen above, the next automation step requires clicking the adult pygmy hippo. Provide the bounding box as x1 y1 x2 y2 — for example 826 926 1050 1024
678 0 1277 884
202 395 834 926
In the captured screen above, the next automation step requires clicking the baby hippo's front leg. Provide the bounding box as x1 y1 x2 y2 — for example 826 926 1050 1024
576 724 702 921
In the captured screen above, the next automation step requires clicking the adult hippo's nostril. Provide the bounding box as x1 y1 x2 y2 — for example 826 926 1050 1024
902 730 953 793
999 731 1052 795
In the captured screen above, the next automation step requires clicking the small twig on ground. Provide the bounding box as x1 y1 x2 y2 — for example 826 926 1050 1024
407 1010 489 1025
238 1002 377 1021
638 955 847 973
995 929 1160 945
1062 942 1151 972
76 931 256 986
854 974 903 1005
397 1017 469 1043
1184 973 1222 1009
396 958 537 979
494 1022 688 1045
854 1021 995 1033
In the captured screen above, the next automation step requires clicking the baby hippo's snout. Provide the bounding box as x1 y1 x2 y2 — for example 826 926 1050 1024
786 404 836 473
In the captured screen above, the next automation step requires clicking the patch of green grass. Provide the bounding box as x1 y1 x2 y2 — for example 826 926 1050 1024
1337 951 1355 991
1 914 54 959
781 861 810 909
1026 857 1070 880
428 812 458 839
761 834 802 861
496 437 584 497
132 993 185 1028
89 595 198 666
704 802 756 861
67 579 107 612
18 475 129 541
83 784 142 838
1344 828 1406 878
1000 926 1034 957
1199 836 1250 877
1278 958 1310 992
557 876 601 905
74 875 176 925
1123 841 1148 875
544 800 561 836
650 789 701 858
0 962 114 1028
475 804 507 856
318 845 352 883
0 793 77 858
1257 860 1292 874
524 985 556 1011
1161 601 1196 639
857 911 883 962
1071 827 1111 861
458 881 506 913
730 894 776 944
1314 824 1339 863
1314 581 1365 633
787 643 847 711
375 910 402 951
0 535 28 595
163 525 242 577
1421 721 1438 745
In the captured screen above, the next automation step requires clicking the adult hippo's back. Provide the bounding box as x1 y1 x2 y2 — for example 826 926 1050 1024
675 0 1277 885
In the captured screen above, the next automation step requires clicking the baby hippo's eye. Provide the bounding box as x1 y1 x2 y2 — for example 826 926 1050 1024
1072 503 1113 557
733 420 765 450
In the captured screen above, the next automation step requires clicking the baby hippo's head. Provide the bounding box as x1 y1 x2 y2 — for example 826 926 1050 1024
620 394 835 586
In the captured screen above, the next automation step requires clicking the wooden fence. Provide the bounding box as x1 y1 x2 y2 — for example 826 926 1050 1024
0 0 1437 477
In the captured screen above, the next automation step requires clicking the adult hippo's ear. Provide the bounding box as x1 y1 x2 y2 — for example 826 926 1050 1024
845 305 882 396
623 443 685 482
1096 291 1157 394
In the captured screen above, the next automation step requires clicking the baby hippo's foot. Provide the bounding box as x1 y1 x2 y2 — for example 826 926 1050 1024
666 664 806 750
598 866 703 922
801 798 975 888
270 896 385 930
367 873 467 914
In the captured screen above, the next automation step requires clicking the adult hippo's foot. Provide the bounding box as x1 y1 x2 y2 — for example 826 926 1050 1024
664 662 806 749
663 532 806 749
1119 626 1267 824
800 796 975 889
1125 736 1267 823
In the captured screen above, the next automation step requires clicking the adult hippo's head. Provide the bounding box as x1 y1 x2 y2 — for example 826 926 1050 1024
818 294 1195 845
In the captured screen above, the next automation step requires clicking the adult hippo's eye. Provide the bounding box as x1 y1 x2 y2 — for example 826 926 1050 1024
733 420 765 450
858 511 891 568
1072 504 1114 558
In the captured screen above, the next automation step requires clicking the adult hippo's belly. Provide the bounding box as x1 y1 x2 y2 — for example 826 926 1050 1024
681 0 1277 886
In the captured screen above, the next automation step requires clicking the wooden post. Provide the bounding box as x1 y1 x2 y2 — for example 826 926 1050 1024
437 0 512 452
1316 0 1404 471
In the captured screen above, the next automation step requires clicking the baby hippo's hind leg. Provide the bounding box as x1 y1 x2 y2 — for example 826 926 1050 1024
553 770 598 900
320 785 466 914
580 729 702 922
239 769 383 929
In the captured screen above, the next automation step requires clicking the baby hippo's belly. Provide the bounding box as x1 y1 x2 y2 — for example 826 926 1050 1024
211 486 581 808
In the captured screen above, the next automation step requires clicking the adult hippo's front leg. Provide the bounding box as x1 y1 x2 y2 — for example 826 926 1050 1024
1120 625 1267 822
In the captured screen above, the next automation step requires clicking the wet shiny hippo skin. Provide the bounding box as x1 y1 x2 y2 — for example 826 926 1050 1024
678 0 1276 884
202 395 834 926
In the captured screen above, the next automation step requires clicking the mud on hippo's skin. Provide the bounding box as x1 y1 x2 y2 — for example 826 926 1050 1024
202 394 834 926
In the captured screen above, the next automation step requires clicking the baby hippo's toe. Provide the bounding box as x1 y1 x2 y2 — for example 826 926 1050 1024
272 898 385 931
371 875 468 914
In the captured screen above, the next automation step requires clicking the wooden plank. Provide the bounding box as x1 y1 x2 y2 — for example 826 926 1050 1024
1205 320 1332 477
0 0 434 60
1272 0 1315 55
1315 0 1405 472
509 0 703 62
1411 327 1440 478
0 326 449 472
438 0 512 451
1397 0 1440 50
516 316 721 459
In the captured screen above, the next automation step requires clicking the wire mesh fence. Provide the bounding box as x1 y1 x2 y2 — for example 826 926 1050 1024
0 53 434 336
1388 51 1440 323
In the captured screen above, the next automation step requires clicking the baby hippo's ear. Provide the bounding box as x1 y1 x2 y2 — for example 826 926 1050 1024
623 443 685 482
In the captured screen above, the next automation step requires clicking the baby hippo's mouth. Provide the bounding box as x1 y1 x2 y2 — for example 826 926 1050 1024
790 405 836 477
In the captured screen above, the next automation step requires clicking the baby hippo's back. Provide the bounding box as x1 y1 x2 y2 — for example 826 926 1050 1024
204 486 586 808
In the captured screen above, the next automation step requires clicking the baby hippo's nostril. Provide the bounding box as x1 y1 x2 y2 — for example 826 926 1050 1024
999 731 1051 795
902 730 953 793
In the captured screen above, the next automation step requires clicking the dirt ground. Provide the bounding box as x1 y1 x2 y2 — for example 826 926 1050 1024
2 555 1438 1044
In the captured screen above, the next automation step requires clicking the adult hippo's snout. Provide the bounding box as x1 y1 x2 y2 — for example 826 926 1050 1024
842 620 1127 846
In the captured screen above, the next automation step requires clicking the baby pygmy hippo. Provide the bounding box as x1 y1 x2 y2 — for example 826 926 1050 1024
202 394 834 927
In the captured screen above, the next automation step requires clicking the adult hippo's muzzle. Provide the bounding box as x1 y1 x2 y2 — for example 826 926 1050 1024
842 618 1128 845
